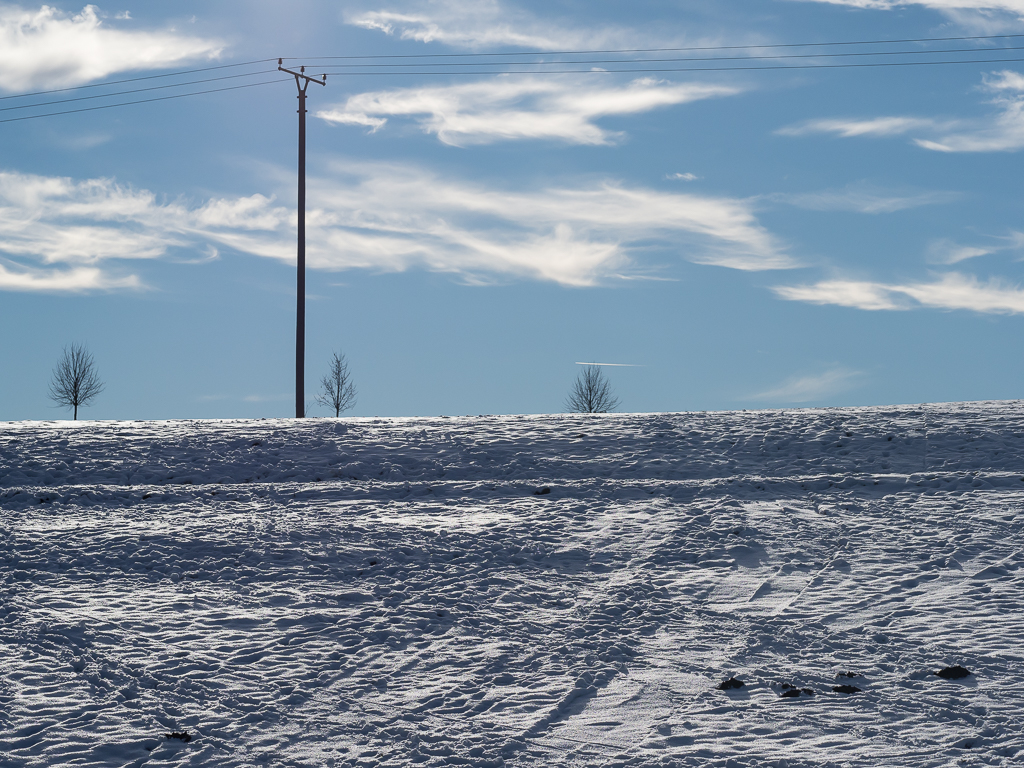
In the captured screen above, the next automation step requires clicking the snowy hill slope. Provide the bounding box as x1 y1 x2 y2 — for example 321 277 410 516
1 402 1023 767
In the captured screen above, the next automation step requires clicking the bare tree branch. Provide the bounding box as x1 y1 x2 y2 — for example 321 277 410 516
48 343 104 420
565 365 620 414
316 351 357 417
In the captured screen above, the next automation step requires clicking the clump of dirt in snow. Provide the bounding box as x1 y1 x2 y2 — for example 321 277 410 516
935 665 971 680
165 731 192 743
832 685 861 694
780 684 814 698
717 677 744 690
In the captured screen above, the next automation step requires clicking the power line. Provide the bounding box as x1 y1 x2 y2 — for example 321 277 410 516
307 56 1024 76
0 69 279 114
312 44 1024 69
5 54 1024 125
5 44 1016 116
0 78 290 124
293 32 1024 59
0 57 280 101
3 32 1024 125
2 31 1021 104
6 44 1011 118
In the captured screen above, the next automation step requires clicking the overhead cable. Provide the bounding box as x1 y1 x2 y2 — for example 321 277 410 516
313 44 1024 68
292 32 1024 59
309 56 1024 75
0 69 279 113
0 78 290 124
5 32 1024 124
3 32 1023 102
0 58 280 101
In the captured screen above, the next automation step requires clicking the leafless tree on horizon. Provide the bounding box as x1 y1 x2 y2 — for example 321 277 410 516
565 365 620 414
48 343 104 420
316 351 357 417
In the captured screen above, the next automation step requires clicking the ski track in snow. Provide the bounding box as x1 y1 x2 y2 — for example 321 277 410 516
1 401 1023 767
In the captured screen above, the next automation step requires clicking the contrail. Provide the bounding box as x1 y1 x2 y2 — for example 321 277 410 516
574 361 642 367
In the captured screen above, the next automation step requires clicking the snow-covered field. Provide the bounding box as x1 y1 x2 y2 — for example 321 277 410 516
2 402 1023 767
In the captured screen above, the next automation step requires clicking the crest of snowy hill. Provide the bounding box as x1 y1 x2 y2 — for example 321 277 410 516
1 402 1023 767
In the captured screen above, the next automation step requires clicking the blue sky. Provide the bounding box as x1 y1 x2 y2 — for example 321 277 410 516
3 0 1024 419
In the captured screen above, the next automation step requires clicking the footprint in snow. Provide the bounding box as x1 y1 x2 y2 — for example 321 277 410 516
935 665 971 680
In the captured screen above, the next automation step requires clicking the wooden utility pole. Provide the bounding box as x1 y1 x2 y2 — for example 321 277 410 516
278 60 326 418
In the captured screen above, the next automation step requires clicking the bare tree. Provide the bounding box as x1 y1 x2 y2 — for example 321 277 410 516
316 351 357 416
565 365 620 413
49 343 104 420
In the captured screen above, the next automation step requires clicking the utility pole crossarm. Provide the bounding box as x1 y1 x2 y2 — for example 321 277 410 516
277 61 328 87
278 59 327 418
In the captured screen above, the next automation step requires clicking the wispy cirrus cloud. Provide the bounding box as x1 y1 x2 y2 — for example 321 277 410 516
779 71 1024 152
0 4 223 92
348 5 568 50
766 182 959 213
923 232 1024 264
0 163 795 292
751 366 864 403
345 0 712 51
915 71 1024 151
0 260 140 291
777 116 940 139
793 0 1024 12
317 77 741 146
926 240 995 263
299 162 796 278
774 272 1024 313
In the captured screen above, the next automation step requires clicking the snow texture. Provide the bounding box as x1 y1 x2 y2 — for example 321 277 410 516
1 401 1023 767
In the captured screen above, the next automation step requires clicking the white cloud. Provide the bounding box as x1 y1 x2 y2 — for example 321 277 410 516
926 238 994 263
774 272 1024 313
779 71 1024 152
0 164 795 292
317 112 387 131
0 172 184 266
345 0 686 51
300 162 795 279
984 70 1024 91
773 279 907 310
767 183 959 213
777 117 939 138
0 259 139 291
751 366 864 403
794 0 1024 11
667 173 700 181
913 78 1024 151
348 7 563 49
0 4 223 92
318 77 741 146
899 272 1024 311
